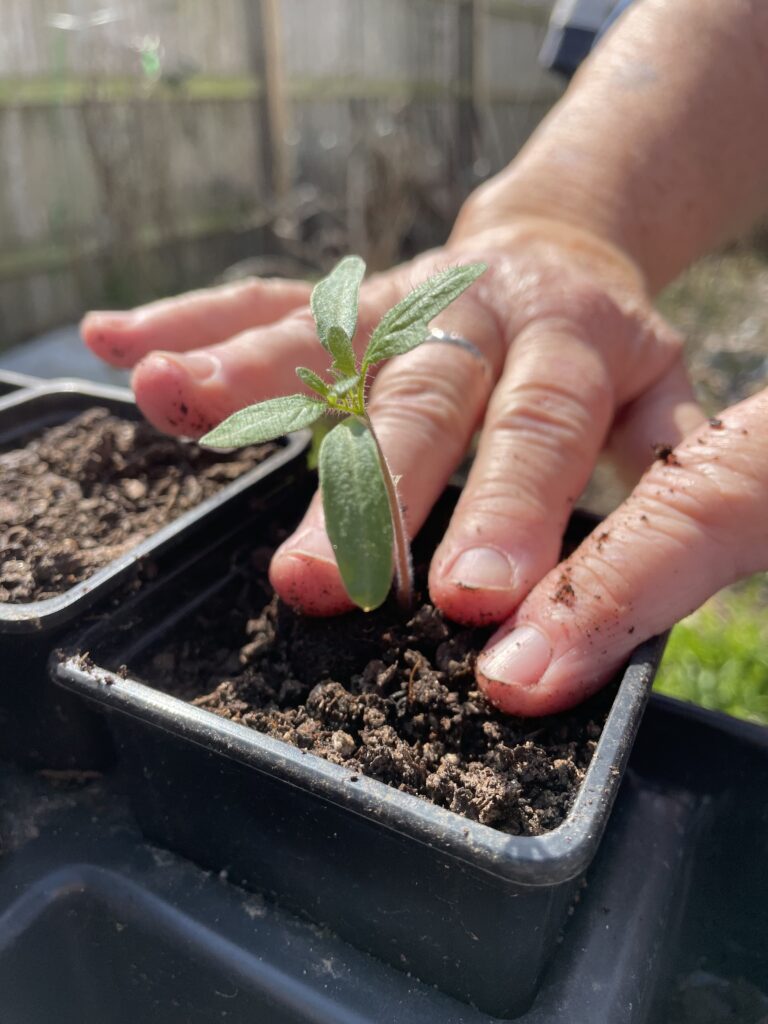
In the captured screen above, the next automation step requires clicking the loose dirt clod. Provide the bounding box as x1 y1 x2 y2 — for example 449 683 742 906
552 571 576 608
652 443 681 466
0 407 275 602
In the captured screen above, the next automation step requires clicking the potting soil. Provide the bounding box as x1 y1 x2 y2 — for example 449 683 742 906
139 548 610 836
0 407 275 602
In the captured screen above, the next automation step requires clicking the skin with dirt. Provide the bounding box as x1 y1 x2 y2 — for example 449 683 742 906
0 407 276 602
137 542 610 837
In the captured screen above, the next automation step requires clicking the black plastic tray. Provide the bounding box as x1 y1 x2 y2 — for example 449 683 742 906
54 494 668 1018
3 694 766 1023
0 380 308 768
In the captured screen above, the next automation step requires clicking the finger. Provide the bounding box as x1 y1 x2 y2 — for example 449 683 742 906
128 270 406 435
429 321 614 625
476 389 768 716
269 493 354 616
131 312 330 436
270 300 502 615
81 277 312 368
608 356 706 484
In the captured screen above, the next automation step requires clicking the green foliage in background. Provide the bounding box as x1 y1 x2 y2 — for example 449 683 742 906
654 577 768 725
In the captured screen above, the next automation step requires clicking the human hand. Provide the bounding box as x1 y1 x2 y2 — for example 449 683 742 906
81 215 763 716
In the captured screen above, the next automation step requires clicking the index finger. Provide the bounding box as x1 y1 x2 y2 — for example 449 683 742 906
81 277 312 368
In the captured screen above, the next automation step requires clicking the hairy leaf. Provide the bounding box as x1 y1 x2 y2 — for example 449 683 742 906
200 394 325 448
306 414 335 471
295 366 329 398
363 263 486 367
311 256 365 373
329 374 360 398
327 326 356 377
319 418 393 611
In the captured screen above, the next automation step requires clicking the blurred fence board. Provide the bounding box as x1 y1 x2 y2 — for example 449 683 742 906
0 0 560 348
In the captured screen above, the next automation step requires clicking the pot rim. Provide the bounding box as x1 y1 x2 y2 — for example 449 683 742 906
0 368 43 393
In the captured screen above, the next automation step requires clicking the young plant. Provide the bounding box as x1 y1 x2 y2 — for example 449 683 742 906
200 256 486 612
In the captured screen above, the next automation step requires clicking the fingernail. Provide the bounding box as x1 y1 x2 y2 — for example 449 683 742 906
447 546 514 590
179 352 221 383
478 625 552 688
282 527 337 567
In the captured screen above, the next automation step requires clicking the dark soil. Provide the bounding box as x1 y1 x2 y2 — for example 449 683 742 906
652 442 681 467
0 407 276 602
138 538 611 837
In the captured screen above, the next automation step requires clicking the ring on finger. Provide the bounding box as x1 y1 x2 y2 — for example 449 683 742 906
424 328 492 376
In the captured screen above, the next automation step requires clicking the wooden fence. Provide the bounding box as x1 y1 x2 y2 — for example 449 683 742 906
0 0 560 348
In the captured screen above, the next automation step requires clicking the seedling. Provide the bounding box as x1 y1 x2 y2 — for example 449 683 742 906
201 256 486 612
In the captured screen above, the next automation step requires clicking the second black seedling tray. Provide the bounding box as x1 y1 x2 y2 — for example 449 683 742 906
55 489 668 1017
0 380 307 767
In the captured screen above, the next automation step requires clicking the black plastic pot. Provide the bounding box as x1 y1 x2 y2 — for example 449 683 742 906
54 492 668 1019
0 380 307 768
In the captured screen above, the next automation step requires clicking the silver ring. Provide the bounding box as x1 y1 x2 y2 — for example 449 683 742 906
424 328 490 372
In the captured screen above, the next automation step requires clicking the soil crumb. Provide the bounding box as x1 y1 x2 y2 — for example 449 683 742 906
0 407 275 602
652 443 681 466
552 571 576 608
138 556 610 836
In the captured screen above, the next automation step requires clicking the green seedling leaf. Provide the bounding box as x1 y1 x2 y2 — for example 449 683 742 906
319 417 393 611
306 413 335 471
200 394 325 448
311 256 365 375
362 262 486 368
327 326 357 378
295 366 329 398
329 375 360 399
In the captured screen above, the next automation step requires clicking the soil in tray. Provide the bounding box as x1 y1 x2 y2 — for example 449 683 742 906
0 407 276 603
135 516 612 837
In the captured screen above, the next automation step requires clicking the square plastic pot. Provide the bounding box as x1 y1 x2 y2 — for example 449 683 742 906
0 380 307 768
53 493 668 1018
